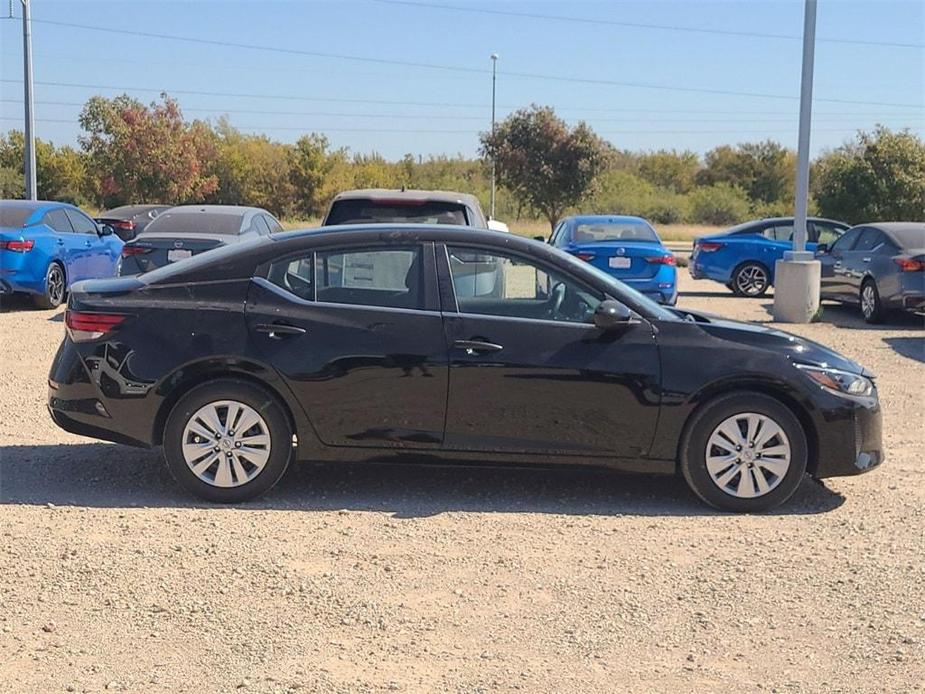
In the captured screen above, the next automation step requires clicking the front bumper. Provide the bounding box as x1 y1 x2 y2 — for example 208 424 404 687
812 389 884 478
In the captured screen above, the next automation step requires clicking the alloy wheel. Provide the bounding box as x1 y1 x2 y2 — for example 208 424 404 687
704 412 791 498
181 400 271 488
47 265 65 306
735 265 768 296
861 284 876 319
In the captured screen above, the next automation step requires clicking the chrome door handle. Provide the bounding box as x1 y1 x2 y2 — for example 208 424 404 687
255 322 306 339
454 339 503 355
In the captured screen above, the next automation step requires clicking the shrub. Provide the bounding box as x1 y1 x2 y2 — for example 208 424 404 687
687 183 751 225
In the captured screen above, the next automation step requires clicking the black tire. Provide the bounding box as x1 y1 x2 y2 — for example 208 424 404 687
731 262 770 297
163 378 292 503
679 392 808 513
860 279 885 324
33 262 66 309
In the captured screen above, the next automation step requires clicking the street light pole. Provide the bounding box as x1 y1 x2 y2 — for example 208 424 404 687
22 0 37 200
490 53 498 220
773 0 819 323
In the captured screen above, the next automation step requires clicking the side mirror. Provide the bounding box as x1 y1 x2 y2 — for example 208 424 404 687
815 243 828 255
532 235 546 243
98 224 114 237
593 300 633 330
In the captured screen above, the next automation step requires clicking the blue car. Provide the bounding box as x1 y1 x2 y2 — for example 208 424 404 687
0 200 123 308
548 215 677 304
690 216 849 297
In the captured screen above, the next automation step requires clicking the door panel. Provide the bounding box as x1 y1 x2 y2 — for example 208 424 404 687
442 314 660 456
245 243 448 449
439 243 660 458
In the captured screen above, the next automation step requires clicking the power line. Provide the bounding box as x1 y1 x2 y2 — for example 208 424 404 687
2 115 919 137
1 98 919 125
12 18 924 109
371 0 924 50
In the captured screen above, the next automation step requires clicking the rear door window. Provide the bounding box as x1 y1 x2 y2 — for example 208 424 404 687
65 209 98 234
315 247 423 310
762 224 794 241
251 216 272 235
853 229 885 253
44 209 75 233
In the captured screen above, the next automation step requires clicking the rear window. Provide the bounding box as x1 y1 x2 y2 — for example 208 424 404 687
146 211 244 235
325 199 469 226
0 207 35 228
888 226 925 249
572 222 658 243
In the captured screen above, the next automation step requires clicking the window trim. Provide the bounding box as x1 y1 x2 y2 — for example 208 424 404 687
64 208 98 235
44 208 75 233
438 242 606 325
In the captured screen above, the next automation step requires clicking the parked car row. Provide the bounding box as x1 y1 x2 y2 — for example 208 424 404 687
691 217 924 323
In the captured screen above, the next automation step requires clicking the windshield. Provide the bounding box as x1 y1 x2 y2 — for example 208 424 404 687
326 199 469 226
0 206 37 228
145 211 243 235
572 221 659 243
552 246 678 321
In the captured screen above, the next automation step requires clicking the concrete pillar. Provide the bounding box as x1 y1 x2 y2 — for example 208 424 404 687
772 259 821 323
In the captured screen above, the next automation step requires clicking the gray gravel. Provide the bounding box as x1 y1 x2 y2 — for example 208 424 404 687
1 275 923 693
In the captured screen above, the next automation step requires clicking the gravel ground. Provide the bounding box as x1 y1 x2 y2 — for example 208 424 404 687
1 274 923 694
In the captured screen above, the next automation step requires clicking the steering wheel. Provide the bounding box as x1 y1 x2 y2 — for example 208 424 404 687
547 281 567 319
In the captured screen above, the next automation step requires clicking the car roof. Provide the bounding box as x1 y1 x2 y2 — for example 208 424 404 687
562 215 650 225
0 199 74 211
331 189 482 208
101 204 172 216
162 205 265 216
866 222 925 233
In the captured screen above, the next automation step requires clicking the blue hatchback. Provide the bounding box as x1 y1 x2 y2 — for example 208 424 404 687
690 217 849 296
0 200 123 308
548 215 677 304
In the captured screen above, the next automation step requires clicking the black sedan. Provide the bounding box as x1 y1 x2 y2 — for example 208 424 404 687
96 204 173 241
818 222 925 323
48 225 883 512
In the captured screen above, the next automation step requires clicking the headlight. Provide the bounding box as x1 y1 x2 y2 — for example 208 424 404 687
795 363 874 398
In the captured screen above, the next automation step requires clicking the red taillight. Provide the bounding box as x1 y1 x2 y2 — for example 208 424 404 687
121 245 151 256
65 310 126 342
697 242 724 252
0 239 35 252
112 220 135 231
893 256 925 272
645 254 677 265
574 252 596 262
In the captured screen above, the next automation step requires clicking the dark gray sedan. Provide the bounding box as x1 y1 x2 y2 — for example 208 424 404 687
119 205 283 275
818 222 925 323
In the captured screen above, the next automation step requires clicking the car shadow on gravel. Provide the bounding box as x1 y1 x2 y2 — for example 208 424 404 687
0 443 845 517
758 301 924 330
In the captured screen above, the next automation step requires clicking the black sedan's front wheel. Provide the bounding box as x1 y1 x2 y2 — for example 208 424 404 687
163 379 292 503
680 392 807 512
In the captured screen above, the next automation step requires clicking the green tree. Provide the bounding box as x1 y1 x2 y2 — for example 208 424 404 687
698 140 795 206
636 149 700 193
0 131 88 203
814 127 925 223
480 105 611 231
79 93 218 207
688 183 751 225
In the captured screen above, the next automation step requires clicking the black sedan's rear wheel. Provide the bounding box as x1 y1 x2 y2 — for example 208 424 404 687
731 262 770 297
680 392 807 512
163 379 292 503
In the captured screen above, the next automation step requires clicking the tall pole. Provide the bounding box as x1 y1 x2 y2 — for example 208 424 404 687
22 0 37 200
773 0 819 323
490 53 498 220
789 0 816 260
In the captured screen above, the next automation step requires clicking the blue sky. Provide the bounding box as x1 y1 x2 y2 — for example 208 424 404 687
1 0 922 159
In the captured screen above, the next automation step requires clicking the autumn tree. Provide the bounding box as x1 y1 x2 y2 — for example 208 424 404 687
79 93 218 207
0 131 88 203
481 105 610 230
813 127 925 223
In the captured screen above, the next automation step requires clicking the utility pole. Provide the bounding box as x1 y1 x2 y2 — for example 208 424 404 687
489 53 498 220
22 0 37 200
773 0 819 323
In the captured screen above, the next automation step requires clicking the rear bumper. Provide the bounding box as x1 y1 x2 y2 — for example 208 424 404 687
812 390 884 479
616 269 677 305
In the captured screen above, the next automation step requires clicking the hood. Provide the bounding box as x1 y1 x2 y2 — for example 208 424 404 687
673 308 869 376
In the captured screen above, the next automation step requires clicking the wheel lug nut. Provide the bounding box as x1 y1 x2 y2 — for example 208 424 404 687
228 430 234 436
235 442 241 448
213 447 219 452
